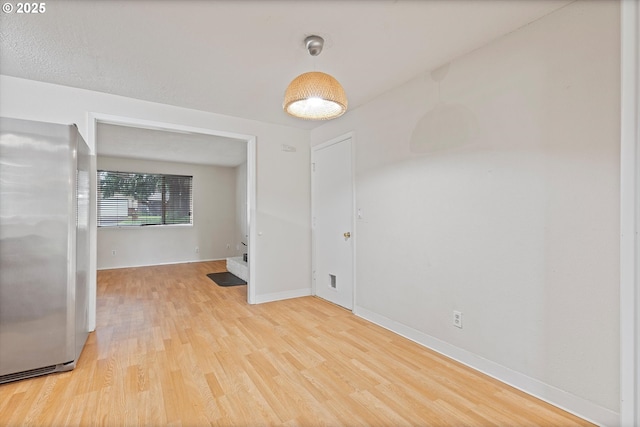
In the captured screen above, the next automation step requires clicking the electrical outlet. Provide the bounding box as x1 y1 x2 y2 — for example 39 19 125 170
453 311 463 328
111 250 116 256
226 243 231 249
195 247 199 253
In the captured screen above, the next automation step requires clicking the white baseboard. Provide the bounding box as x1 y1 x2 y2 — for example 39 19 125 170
254 288 311 304
354 305 619 427
96 258 225 270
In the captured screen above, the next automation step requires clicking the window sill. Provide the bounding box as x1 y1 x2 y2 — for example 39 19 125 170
98 224 193 230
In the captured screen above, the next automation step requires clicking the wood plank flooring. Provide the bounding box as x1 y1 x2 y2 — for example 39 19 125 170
0 261 593 426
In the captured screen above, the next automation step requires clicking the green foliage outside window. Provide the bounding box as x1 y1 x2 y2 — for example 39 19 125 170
97 171 193 227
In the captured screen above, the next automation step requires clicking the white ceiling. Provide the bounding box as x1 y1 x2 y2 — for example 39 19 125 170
1 0 572 164
1 0 572 129
96 123 247 167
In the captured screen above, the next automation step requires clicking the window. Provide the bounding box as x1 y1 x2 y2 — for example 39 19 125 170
98 170 193 227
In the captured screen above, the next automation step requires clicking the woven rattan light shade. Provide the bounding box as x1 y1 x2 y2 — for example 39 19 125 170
283 71 348 120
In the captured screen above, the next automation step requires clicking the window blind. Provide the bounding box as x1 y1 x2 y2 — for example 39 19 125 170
97 170 193 227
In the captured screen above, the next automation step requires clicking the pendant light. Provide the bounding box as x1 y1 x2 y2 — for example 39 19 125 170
283 35 348 120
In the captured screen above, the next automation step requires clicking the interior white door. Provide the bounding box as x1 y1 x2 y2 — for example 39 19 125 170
312 136 354 310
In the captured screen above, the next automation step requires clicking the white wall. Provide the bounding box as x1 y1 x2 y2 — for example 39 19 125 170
0 75 312 308
96 156 238 269
311 1 620 424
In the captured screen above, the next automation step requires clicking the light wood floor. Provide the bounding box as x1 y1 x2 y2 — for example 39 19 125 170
0 261 593 427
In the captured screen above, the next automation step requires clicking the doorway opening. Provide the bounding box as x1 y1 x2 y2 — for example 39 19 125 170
86 113 257 330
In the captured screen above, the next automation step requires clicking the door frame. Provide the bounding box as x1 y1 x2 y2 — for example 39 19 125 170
311 132 357 310
86 112 258 331
620 0 640 425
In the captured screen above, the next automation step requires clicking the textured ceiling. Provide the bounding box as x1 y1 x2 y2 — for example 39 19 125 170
0 0 573 130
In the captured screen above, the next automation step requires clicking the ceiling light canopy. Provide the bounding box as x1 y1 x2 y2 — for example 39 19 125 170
283 36 348 121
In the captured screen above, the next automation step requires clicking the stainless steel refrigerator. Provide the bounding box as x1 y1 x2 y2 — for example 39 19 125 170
0 117 90 383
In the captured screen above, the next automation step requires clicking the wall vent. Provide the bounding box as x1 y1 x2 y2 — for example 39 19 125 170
329 274 337 289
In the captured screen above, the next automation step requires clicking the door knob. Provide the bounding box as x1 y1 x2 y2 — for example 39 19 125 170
343 232 351 239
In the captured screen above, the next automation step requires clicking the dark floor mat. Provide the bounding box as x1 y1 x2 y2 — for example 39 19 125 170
206 272 246 287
